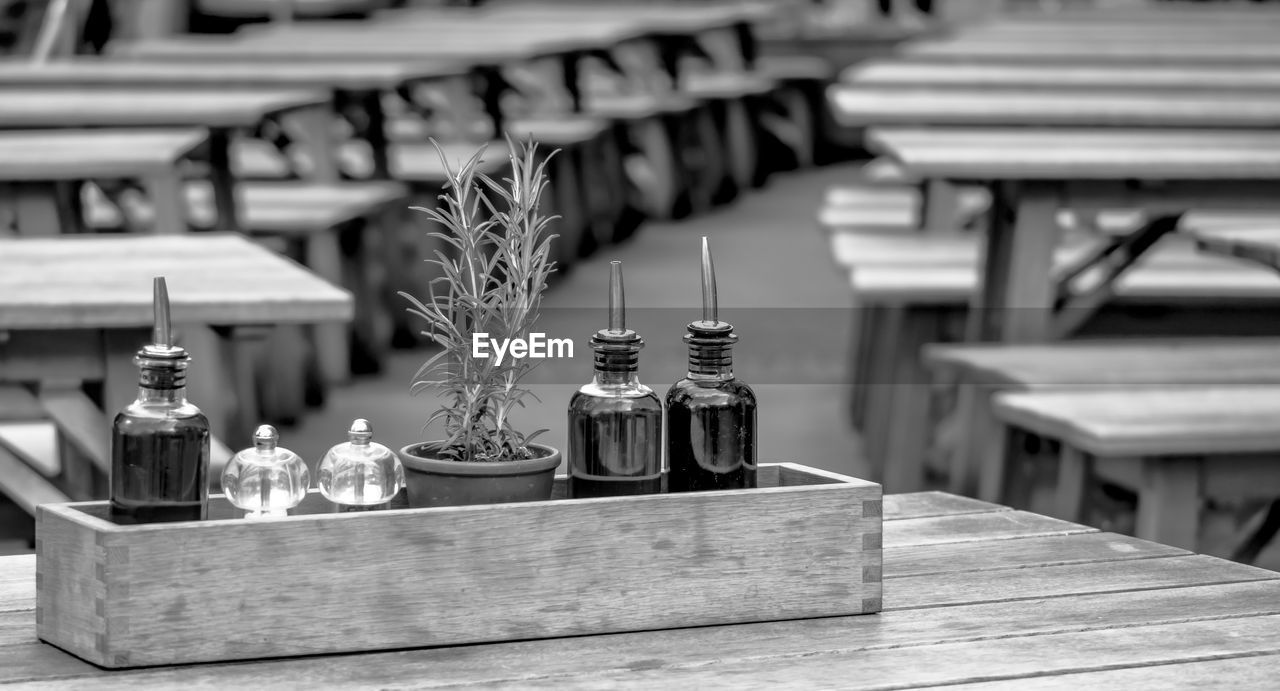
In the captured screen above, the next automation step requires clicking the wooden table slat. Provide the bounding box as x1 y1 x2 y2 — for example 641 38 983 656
885 510 1094 548
885 531 1186 579
8 579 1279 688
0 128 207 180
0 235 352 329
0 88 329 129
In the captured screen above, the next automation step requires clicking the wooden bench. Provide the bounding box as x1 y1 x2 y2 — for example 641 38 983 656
926 339 1280 510
82 179 409 385
992 384 1280 558
0 128 207 236
829 228 1280 492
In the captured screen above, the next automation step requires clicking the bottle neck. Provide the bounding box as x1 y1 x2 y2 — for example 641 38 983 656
137 384 186 405
136 365 187 404
593 370 642 388
687 344 734 380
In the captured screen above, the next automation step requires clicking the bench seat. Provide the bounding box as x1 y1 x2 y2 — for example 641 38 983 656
993 384 1280 556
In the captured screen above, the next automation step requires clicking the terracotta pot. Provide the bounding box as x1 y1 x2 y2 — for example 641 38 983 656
398 442 560 508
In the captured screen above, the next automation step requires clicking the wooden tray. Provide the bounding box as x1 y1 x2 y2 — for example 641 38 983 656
35 462 882 668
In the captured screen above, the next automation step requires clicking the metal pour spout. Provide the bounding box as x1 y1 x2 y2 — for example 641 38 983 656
609 261 625 333
152 276 171 348
701 237 717 324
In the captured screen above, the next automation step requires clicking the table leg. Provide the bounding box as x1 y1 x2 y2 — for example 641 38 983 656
139 168 188 234
968 181 1060 343
207 128 240 232
1056 445 1091 524
304 229 353 385
11 182 68 236
881 309 942 493
922 179 961 230
1136 456 1202 551
357 90 391 180
977 423 1013 504
950 384 1003 497
283 104 341 183
211 325 269 443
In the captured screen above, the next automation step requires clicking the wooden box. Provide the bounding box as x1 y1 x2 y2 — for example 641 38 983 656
35 463 882 668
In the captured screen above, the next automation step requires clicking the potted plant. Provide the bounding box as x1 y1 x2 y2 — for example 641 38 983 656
397 137 562 508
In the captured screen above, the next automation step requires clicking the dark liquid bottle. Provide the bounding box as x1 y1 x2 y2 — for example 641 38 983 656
568 375 664 498
666 237 757 492
568 261 664 498
109 277 211 524
666 326 757 492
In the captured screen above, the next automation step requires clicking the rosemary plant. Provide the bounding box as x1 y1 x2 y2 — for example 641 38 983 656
400 137 559 463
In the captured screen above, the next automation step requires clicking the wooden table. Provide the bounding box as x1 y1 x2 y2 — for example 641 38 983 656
0 59 465 181
0 87 331 232
829 86 1280 129
2 491 1279 686
0 129 208 237
0 234 352 509
866 127 1280 343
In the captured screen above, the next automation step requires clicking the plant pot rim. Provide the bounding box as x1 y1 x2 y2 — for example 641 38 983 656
399 441 561 477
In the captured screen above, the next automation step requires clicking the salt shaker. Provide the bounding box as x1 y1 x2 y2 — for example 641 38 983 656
221 425 310 518
318 419 404 511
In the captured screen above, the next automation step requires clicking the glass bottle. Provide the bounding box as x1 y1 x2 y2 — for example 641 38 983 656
568 261 663 498
318 419 404 511
666 238 757 492
222 425 310 518
110 277 211 524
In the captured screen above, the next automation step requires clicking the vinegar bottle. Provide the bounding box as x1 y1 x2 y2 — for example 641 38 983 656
568 261 663 498
666 238 757 492
110 277 211 524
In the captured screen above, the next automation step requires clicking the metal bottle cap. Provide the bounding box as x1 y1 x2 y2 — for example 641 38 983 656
139 277 189 363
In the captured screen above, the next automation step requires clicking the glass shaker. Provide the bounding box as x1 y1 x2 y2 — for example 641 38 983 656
221 425 310 518
318 419 404 511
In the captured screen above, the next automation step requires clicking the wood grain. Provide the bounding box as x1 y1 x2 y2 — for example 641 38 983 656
9 579 1280 688
0 88 329 129
882 491 1005 521
830 86 1280 129
451 614 1280 689
885 510 1093 548
0 59 467 90
884 531 1186 579
847 60 1280 91
868 127 1280 181
994 384 1280 457
0 234 353 329
0 129 206 180
933 654 1280 690
904 38 1280 64
924 338 1280 389
34 464 881 667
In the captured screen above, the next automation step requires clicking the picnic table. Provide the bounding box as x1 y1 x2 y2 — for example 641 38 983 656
0 86 332 232
900 37 1280 65
0 58 465 181
0 234 352 509
865 127 1280 343
0 128 207 237
2 491 1279 686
